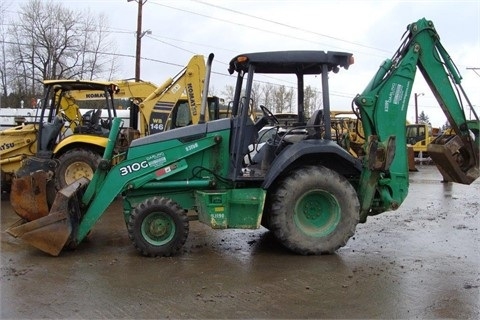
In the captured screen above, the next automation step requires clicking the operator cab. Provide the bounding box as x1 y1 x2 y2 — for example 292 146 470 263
227 51 355 181
37 80 118 156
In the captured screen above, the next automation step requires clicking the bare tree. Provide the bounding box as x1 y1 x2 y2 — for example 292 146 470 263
221 84 235 104
5 0 118 100
250 82 262 114
273 85 284 113
78 9 118 80
261 83 274 110
0 1 12 107
304 85 320 117
285 86 295 113
221 84 235 116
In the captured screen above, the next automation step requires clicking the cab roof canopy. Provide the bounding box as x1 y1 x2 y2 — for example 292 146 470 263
228 51 353 75
43 80 117 92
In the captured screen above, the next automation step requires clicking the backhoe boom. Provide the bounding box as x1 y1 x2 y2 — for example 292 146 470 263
354 18 479 220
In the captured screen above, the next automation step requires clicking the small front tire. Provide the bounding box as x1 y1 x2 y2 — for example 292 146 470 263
127 197 189 257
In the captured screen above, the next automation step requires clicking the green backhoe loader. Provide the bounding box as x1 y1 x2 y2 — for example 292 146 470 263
7 18 479 257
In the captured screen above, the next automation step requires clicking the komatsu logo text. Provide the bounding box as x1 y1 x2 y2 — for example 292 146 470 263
187 83 197 116
85 93 106 99
0 142 14 151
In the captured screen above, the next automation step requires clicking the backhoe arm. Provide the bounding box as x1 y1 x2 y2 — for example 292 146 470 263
58 92 83 130
354 18 479 221
137 55 208 135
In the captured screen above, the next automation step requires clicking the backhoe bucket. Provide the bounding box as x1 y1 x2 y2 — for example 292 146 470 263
6 177 89 256
428 135 480 184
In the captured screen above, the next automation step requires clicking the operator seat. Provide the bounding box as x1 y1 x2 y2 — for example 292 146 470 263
305 109 324 139
39 115 64 151
283 109 324 143
89 108 102 128
74 109 108 136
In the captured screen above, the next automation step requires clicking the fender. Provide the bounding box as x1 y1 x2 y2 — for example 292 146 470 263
262 139 362 189
53 134 107 155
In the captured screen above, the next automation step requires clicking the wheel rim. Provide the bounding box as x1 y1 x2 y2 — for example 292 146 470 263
141 212 175 246
64 161 94 185
294 189 341 237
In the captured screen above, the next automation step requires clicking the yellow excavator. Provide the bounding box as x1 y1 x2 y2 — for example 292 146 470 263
1 54 217 195
406 123 440 159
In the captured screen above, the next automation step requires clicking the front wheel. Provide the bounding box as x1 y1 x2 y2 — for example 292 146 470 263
269 165 359 255
127 197 189 257
55 148 102 189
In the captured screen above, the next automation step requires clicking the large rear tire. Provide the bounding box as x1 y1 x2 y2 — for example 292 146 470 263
127 197 189 257
269 165 359 255
55 149 101 189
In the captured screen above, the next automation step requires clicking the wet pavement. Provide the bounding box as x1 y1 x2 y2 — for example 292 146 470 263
1 165 479 319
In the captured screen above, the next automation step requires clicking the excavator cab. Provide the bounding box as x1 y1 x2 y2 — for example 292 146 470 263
169 96 221 129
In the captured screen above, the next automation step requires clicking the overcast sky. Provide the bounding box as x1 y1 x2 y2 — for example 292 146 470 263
6 0 480 127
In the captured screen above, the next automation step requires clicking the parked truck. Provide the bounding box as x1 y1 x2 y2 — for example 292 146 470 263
7 18 479 257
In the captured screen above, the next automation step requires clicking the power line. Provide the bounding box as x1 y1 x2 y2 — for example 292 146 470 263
191 0 390 54
149 1 387 59
466 67 480 77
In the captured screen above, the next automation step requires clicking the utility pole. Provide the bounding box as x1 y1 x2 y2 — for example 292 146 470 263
414 92 424 124
128 0 149 82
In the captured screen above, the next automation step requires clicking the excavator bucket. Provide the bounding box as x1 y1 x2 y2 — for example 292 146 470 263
6 177 89 256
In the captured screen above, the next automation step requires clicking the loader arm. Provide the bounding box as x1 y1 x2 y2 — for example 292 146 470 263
6 117 222 255
73 119 221 244
354 18 479 221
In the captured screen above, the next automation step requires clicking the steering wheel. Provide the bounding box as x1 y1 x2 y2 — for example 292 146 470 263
260 105 279 125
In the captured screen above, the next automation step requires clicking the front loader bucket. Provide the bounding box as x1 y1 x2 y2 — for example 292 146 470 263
6 177 89 256
10 171 53 221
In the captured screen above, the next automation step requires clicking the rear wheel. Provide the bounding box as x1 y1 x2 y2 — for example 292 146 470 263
55 149 101 189
269 165 359 255
127 197 189 257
